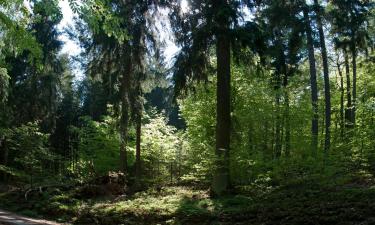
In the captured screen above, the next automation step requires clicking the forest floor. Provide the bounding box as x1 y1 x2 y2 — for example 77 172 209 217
1 172 375 224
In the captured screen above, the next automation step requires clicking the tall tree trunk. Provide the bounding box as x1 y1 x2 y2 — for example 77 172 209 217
263 120 269 159
314 0 331 154
119 100 129 173
351 45 357 126
275 34 286 159
212 1 231 195
120 53 132 173
1 139 9 180
281 51 290 157
284 88 291 157
275 91 282 158
303 7 319 155
107 53 112 98
344 49 353 129
135 108 142 183
337 60 345 139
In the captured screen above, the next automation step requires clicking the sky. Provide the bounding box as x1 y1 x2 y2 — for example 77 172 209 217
56 0 180 65
22 0 186 79
57 0 81 56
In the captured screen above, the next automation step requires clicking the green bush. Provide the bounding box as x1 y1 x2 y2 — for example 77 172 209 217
70 116 121 176
4 122 55 184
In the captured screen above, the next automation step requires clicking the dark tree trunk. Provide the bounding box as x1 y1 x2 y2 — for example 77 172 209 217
212 1 231 195
275 91 282 158
120 93 129 173
248 125 255 152
344 49 353 129
0 138 8 166
314 0 331 154
284 89 291 157
337 60 345 139
263 120 269 159
281 50 290 157
351 46 357 126
135 109 142 183
303 7 319 155
120 52 132 173
274 34 286 159
107 53 112 98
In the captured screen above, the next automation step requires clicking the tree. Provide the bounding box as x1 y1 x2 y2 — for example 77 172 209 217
4 0 63 132
313 0 331 154
77 0 166 178
329 0 373 127
170 0 244 195
0 0 41 124
255 0 305 158
303 3 319 155
213 0 232 195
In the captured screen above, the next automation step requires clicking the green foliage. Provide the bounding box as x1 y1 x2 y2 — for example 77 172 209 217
79 0 129 43
69 109 182 183
178 80 216 184
71 116 120 175
4 183 375 225
0 67 9 102
4 122 55 183
141 110 183 182
0 0 42 63
0 1 375 224
178 62 313 184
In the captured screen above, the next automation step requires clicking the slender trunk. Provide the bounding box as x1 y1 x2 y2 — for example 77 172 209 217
135 110 142 183
275 91 282 158
120 97 129 173
263 120 269 160
212 4 231 195
337 61 345 139
275 34 286 159
120 52 131 173
107 53 112 98
351 46 357 126
0 137 8 180
248 126 254 152
0 139 4 165
303 7 319 155
271 114 275 152
281 51 290 157
344 49 353 129
321 113 325 147
314 0 331 154
284 89 291 157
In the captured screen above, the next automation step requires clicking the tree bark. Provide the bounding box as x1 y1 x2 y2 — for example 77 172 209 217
0 138 8 166
212 0 231 196
303 6 319 155
344 49 353 129
119 51 132 173
135 109 142 183
275 91 282 158
351 45 357 126
263 120 269 160
337 60 345 139
281 52 290 157
284 88 290 157
314 0 331 154
274 33 286 159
